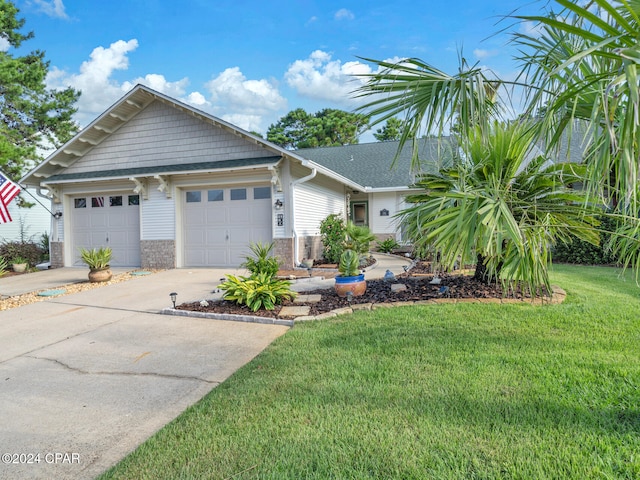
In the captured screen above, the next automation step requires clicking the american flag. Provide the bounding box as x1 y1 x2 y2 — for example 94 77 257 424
0 172 21 224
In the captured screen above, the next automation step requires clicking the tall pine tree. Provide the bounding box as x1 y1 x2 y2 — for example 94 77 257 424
0 0 79 180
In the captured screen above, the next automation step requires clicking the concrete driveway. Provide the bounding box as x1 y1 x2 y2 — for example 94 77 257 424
0 268 289 480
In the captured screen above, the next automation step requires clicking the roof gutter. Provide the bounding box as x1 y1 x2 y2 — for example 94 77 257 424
290 167 317 266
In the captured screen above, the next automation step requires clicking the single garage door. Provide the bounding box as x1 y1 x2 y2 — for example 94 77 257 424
70 193 141 267
183 185 272 267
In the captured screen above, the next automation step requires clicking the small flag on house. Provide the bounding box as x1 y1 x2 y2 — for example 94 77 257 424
0 171 21 224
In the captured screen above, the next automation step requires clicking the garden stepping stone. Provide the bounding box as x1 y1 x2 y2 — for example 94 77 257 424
294 294 322 304
38 289 66 297
279 306 311 317
390 283 407 292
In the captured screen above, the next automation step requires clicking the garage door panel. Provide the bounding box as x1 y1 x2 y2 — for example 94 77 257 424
183 185 271 267
228 206 251 224
71 193 141 267
207 249 228 265
90 214 108 228
206 228 227 244
184 209 205 226
206 210 227 225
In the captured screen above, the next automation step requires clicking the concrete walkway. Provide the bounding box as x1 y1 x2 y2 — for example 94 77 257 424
0 254 411 480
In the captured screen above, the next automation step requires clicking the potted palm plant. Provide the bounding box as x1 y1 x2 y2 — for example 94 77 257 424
79 247 113 282
334 249 366 297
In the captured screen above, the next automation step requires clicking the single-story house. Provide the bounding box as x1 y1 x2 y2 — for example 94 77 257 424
20 84 448 269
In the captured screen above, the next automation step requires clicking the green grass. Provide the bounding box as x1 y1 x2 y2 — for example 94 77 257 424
100 265 639 479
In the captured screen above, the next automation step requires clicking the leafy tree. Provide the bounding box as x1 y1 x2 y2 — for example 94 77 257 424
266 108 369 149
401 121 600 294
0 0 80 180
373 117 405 142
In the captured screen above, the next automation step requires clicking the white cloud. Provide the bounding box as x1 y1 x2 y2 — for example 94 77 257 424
284 50 374 104
30 0 68 19
474 49 499 60
335 8 355 20
46 39 139 125
0 36 9 52
205 67 287 132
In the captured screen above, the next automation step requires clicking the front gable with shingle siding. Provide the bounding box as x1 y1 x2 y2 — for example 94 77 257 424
62 100 276 176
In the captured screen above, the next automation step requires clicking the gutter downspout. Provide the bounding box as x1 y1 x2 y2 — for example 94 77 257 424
291 167 317 266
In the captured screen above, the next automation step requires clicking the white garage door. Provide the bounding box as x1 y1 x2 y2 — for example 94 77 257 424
183 185 272 267
71 193 141 267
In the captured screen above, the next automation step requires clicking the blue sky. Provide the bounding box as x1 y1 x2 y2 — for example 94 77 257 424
11 0 548 140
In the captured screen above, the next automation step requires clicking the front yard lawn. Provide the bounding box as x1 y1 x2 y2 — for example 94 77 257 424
100 264 639 479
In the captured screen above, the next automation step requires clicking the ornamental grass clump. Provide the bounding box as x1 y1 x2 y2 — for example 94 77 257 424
219 241 296 311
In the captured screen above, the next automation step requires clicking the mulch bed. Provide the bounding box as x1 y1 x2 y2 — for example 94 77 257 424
176 262 541 319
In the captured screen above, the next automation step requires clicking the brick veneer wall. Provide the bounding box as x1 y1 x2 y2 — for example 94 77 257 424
274 238 294 269
50 241 64 268
141 240 176 269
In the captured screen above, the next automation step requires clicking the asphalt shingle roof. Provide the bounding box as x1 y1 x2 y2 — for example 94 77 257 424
43 157 282 183
296 138 455 189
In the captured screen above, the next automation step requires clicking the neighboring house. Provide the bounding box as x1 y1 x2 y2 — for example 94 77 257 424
0 189 51 244
19 85 448 269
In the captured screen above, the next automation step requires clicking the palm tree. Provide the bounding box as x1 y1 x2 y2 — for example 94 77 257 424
401 121 600 294
354 0 640 284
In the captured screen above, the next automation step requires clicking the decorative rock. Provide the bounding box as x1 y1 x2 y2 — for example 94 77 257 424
390 283 407 293
294 294 322 304
278 305 311 317
351 303 373 311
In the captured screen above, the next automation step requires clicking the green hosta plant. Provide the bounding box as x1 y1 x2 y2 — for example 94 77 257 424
79 247 112 270
241 242 280 279
219 273 296 311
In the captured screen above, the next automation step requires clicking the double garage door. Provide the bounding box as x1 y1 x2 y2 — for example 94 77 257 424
70 193 141 267
70 185 272 268
183 185 272 267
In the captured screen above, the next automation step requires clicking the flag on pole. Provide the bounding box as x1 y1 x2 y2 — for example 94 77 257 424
0 171 21 224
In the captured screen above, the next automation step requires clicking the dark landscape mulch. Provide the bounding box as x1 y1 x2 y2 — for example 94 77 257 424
175 264 534 319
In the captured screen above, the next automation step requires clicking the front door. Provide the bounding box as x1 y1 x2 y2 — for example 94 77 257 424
350 201 368 227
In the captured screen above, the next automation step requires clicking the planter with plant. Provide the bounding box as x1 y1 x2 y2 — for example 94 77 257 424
335 248 366 297
11 256 29 273
79 247 113 282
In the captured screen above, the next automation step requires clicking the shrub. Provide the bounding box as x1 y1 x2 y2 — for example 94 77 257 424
376 237 400 253
0 256 8 277
0 240 45 266
219 273 296 311
319 214 346 263
552 215 618 265
241 242 280 279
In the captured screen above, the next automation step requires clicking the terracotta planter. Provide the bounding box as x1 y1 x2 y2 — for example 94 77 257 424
12 263 27 273
334 273 366 297
88 267 112 283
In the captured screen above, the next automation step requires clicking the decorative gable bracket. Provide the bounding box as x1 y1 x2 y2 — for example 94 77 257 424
154 175 172 198
129 177 148 200
268 166 283 192
43 186 61 204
